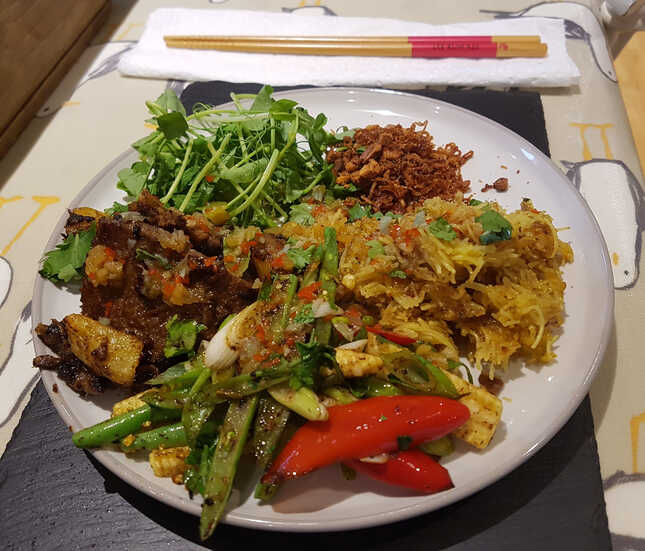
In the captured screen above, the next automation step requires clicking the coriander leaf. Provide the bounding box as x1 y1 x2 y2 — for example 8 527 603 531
329 182 357 198
340 463 357 480
469 198 483 206
135 248 171 269
397 435 413 451
289 341 322 390
428 217 457 241
389 270 407 279
258 279 273 301
293 304 315 325
476 210 512 245
39 224 96 283
348 203 371 221
157 111 188 140
286 245 316 270
164 315 206 359
367 239 385 259
289 203 314 225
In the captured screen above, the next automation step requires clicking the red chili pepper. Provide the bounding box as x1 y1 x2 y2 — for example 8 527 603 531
271 253 288 269
365 326 417 346
312 205 326 217
404 228 421 243
297 281 321 302
162 280 176 298
262 395 469 484
389 224 402 240
103 301 113 318
103 247 116 260
205 174 215 183
174 274 189 285
348 449 453 494
240 240 258 255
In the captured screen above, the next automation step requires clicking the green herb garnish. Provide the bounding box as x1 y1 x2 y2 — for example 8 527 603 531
367 240 385 259
293 304 315 325
39 224 96 283
428 217 457 241
135 248 172 269
286 245 317 270
476 210 513 245
389 270 407 279
289 204 314 226
164 315 207 359
348 203 371 221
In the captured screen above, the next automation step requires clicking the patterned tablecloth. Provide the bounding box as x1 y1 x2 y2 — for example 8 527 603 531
0 1 643 548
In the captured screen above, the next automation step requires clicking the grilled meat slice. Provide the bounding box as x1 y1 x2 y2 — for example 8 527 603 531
81 213 256 365
34 320 107 395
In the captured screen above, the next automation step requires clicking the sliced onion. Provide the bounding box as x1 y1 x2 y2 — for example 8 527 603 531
337 339 367 351
379 215 393 234
359 453 390 464
119 211 144 221
205 318 238 369
413 210 426 228
331 317 355 341
311 298 343 318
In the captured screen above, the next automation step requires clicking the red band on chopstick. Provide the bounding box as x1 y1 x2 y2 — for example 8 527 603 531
410 41 499 58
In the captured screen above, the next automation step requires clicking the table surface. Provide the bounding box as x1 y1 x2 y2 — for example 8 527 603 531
0 1 643 549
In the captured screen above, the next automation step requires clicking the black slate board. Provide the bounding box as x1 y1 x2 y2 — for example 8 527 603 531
0 83 611 551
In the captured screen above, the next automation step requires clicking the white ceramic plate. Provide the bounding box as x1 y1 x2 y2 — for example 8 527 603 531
33 87 614 532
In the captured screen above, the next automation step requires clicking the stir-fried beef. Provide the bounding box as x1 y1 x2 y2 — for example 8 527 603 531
129 191 223 256
35 192 257 393
80 195 256 365
33 320 106 395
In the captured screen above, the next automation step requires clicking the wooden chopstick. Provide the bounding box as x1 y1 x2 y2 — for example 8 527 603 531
164 34 542 44
163 36 547 58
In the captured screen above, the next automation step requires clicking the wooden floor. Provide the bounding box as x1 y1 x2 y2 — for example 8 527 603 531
615 31 645 172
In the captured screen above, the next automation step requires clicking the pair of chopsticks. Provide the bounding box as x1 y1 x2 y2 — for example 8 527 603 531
163 35 547 59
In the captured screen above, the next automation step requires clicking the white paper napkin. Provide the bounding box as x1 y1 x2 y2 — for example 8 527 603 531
118 8 580 88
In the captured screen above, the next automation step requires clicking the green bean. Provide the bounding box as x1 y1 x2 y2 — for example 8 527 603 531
119 420 219 452
215 366 293 399
183 369 217 446
323 386 359 405
251 395 291 467
200 396 258 541
268 383 327 421
141 387 190 410
276 274 299 341
320 227 339 308
365 377 403 397
314 318 332 345
72 405 180 449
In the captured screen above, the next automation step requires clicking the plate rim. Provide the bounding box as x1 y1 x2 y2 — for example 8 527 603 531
32 85 615 532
